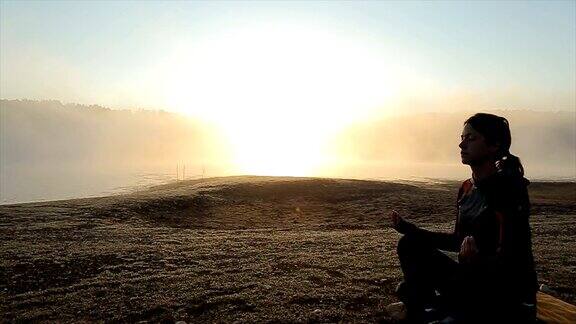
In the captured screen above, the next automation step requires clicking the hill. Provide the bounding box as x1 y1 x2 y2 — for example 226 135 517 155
1 176 575 322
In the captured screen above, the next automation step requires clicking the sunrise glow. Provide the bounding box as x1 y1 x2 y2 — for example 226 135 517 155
155 24 400 175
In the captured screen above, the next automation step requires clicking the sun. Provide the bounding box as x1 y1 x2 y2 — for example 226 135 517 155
155 23 399 176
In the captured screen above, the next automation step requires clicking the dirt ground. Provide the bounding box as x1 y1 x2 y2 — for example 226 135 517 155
1 176 575 322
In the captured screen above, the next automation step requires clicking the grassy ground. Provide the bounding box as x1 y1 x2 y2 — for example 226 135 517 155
1 176 575 322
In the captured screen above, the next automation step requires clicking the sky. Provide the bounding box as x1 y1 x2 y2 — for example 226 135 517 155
1 0 574 118
1 1 575 198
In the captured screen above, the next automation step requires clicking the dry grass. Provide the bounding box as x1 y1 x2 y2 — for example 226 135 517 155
1 176 574 322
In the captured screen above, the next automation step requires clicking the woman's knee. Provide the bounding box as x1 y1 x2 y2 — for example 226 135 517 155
397 233 420 256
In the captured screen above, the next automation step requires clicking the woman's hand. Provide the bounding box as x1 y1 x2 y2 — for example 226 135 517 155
390 210 404 232
390 210 419 234
458 235 479 263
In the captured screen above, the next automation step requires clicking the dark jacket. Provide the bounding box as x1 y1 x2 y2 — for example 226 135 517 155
398 171 539 305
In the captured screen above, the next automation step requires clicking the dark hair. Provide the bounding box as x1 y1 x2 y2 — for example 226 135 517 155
464 113 525 177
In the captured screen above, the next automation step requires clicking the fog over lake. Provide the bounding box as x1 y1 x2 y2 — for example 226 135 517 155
1 100 574 204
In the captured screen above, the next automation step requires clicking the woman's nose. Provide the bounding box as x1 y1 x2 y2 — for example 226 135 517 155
459 140 466 149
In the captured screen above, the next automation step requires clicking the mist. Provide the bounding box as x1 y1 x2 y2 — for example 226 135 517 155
0 99 231 203
323 110 576 180
1 99 574 204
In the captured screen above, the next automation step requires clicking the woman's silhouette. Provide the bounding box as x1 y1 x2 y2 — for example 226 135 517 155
390 113 538 323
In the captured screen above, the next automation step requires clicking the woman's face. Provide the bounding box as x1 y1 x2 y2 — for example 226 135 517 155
459 123 498 166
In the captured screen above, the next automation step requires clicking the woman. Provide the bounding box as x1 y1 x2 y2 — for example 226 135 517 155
390 113 538 323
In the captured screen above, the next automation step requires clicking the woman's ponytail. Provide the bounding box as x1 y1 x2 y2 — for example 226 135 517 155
495 153 524 178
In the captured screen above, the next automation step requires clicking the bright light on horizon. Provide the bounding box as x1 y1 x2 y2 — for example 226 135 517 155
158 24 400 120
155 24 403 176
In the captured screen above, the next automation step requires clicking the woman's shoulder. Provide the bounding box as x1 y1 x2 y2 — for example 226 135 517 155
486 172 531 211
494 172 530 191
475 171 529 190
459 178 474 191
458 173 530 204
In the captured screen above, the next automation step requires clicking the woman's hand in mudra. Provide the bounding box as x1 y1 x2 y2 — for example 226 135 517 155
459 235 479 264
390 210 404 232
390 210 418 234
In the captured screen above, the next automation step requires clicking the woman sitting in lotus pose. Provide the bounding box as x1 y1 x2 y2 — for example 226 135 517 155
390 113 538 323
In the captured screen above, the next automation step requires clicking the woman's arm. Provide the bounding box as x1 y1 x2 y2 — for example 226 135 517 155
397 217 461 252
391 183 466 252
393 211 461 252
